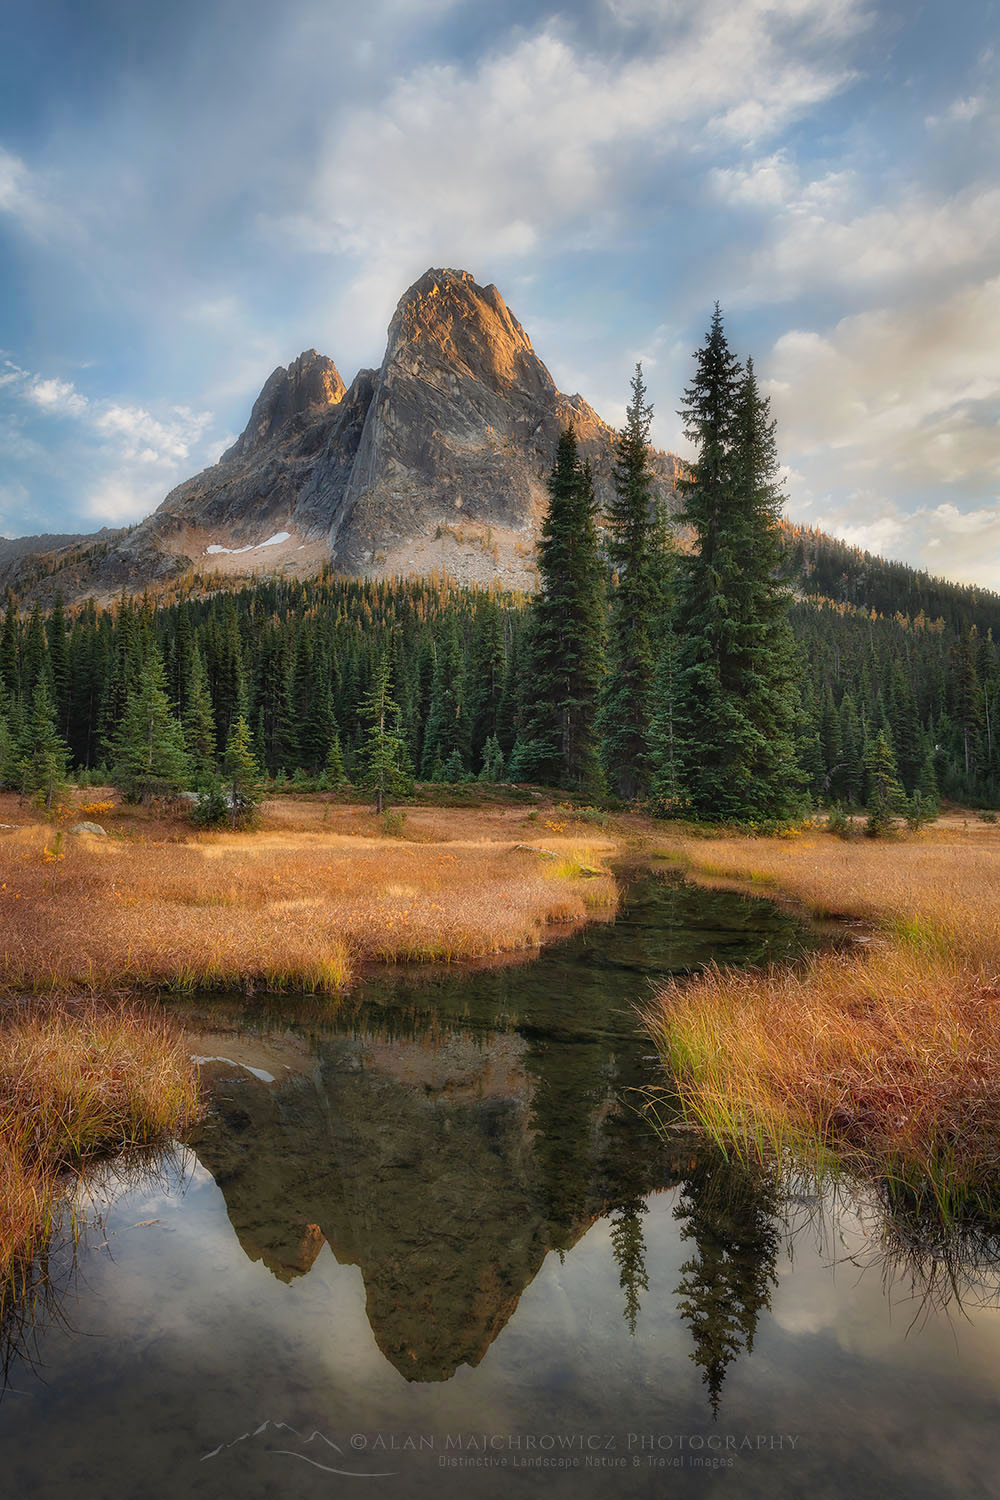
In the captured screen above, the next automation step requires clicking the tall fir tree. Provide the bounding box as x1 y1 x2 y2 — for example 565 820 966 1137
599 366 664 801
222 715 264 828
359 648 413 814
18 678 71 811
112 650 191 803
674 317 803 822
511 429 605 794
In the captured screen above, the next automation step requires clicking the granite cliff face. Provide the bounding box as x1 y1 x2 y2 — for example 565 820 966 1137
19 268 684 598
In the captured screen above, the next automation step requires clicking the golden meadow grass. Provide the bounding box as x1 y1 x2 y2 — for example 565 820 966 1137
0 795 619 996
642 822 1000 1217
0 1000 200 1291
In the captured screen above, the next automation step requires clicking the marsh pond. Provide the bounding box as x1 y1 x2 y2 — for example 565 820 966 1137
3 868 1000 1498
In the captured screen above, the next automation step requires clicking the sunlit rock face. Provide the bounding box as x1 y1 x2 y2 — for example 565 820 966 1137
31 267 682 598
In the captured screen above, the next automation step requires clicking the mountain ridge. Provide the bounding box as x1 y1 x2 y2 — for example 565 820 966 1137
2 268 683 603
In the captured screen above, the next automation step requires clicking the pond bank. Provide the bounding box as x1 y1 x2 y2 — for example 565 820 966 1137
643 823 1000 1219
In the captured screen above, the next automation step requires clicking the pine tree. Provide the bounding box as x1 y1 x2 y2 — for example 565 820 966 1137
182 646 218 786
112 652 191 803
420 617 469 779
674 320 802 822
515 429 605 793
609 1197 649 1337
674 1156 779 1419
600 367 663 800
323 731 348 788
478 733 505 783
222 715 264 828
0 593 18 701
359 649 413 814
18 679 71 811
468 600 507 770
864 729 905 836
46 590 70 734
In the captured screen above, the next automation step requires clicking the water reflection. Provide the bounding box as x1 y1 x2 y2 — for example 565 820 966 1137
176 872 808 1387
4 873 1000 1498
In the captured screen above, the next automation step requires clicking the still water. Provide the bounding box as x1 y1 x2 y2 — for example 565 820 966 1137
2 870 1000 1498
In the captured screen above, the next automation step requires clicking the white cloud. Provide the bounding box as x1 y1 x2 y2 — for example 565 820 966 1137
738 181 1000 302
268 0 867 346
768 275 1000 475
95 403 212 465
0 144 79 244
767 276 1000 584
25 376 89 416
926 93 988 127
710 149 802 207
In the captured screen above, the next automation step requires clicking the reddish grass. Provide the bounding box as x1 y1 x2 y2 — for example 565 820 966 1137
643 824 1000 1215
0 1000 200 1288
0 793 619 995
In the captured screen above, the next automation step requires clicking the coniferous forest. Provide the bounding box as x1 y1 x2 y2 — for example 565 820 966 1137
2 307 999 822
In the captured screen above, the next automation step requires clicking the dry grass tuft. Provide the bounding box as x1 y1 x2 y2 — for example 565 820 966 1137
643 825 1000 1216
0 1000 199 1291
0 796 619 996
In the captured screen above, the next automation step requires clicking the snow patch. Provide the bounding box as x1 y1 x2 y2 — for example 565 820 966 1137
205 531 292 556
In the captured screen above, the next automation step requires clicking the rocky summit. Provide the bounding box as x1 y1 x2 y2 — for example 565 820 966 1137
8 269 684 599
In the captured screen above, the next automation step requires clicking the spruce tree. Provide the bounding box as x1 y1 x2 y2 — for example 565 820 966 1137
222 715 264 828
674 318 802 822
600 367 663 800
112 652 191 803
182 646 218 786
514 429 605 794
0 593 18 701
19 679 71 811
359 649 413 814
864 728 905 836
420 617 469 779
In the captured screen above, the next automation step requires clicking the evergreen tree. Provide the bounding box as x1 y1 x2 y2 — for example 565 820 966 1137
864 728 905 836
478 733 505 783
182 646 218 786
0 593 18 701
600 367 663 800
222 715 264 828
609 1197 649 1337
46 590 70 734
420 616 469 779
515 430 605 793
112 652 191 803
674 322 802 822
468 600 507 770
359 649 413 814
21 602 49 702
674 1156 779 1419
837 692 864 806
323 731 348 788
18 679 71 811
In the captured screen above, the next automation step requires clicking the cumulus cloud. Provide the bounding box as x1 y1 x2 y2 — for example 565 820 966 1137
765 276 1000 583
768 275 1000 474
25 376 89 416
95 404 212 465
0 359 220 528
268 0 867 345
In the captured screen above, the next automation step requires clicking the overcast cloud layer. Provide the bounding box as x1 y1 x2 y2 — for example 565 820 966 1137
1 0 997 585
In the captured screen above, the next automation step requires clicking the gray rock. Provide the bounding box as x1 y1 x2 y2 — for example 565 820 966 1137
7 269 684 599
70 821 107 836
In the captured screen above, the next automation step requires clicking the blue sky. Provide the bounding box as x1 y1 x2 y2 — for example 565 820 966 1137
1 0 998 584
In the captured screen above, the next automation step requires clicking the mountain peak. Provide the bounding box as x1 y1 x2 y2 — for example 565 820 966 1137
223 348 346 463
386 267 541 391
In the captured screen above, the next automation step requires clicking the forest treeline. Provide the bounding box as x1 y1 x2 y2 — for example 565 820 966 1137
1 544 998 813
2 309 999 820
